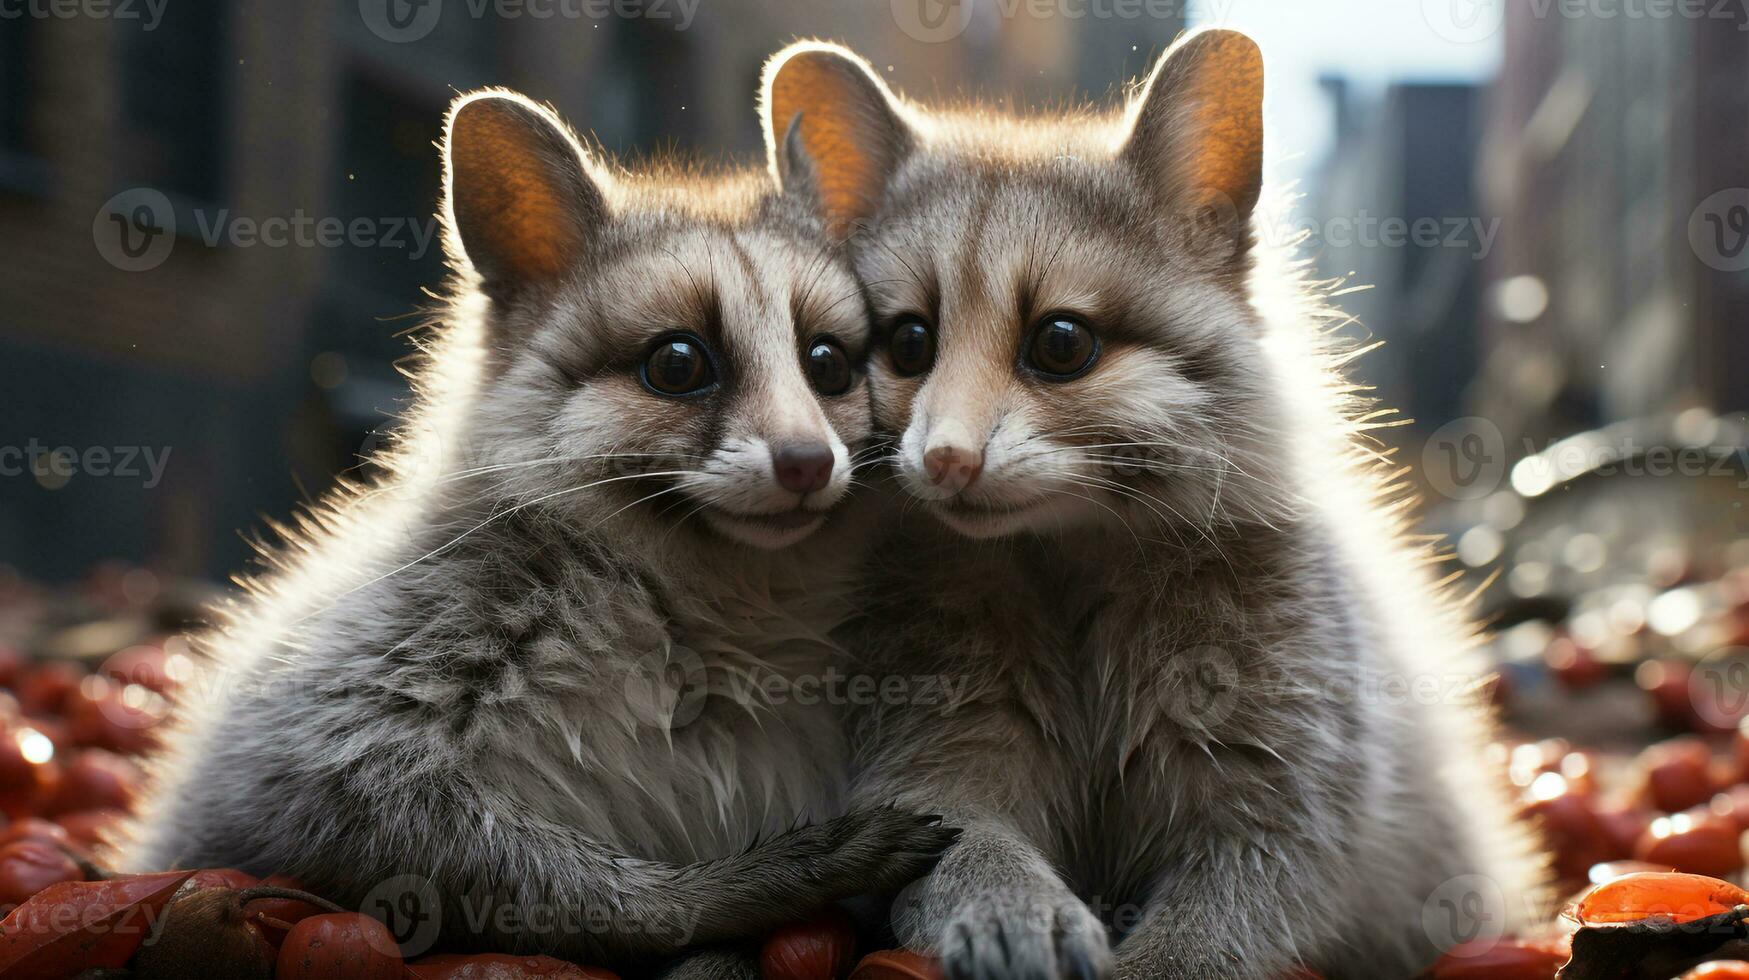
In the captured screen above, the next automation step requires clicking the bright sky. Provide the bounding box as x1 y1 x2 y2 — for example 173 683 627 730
1188 0 1502 185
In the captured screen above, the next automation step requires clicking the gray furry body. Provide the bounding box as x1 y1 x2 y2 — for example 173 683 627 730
121 90 952 972
765 32 1547 980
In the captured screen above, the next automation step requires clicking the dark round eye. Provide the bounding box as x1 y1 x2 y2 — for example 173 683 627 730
888 318 936 377
1028 317 1098 379
642 335 715 396
806 338 854 396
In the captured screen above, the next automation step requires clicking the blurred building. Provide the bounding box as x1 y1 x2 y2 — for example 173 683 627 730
0 0 1185 583
1313 79 1489 437
1475 6 1749 450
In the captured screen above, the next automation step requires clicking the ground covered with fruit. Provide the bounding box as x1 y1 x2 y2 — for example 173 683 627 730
5 558 1749 979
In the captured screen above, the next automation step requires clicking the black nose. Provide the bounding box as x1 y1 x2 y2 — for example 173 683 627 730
772 441 835 495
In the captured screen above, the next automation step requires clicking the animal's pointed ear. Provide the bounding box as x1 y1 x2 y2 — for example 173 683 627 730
443 90 607 303
762 42 912 240
1120 29 1264 256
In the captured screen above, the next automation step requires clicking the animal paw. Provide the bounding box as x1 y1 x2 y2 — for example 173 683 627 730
939 891 1112 980
787 805 962 895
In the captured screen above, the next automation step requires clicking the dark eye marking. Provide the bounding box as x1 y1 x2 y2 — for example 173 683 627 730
885 316 937 377
805 336 854 397
640 333 718 397
1024 315 1099 381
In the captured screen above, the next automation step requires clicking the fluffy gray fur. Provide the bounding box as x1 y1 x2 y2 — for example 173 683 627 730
117 89 954 973
761 32 1548 980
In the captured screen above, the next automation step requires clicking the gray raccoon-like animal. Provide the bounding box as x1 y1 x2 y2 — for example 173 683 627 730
117 89 953 971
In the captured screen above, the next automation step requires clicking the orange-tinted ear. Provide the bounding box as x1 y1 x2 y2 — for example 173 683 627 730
443 90 606 302
1121 29 1264 252
762 42 912 239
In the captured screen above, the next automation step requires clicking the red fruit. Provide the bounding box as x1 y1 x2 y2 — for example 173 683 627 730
1684 964 1749 979
404 953 620 978
0 819 70 849
55 808 124 851
849 950 943 980
132 886 279 980
0 870 191 980
101 644 184 695
1639 660 1702 730
1572 871 1749 925
1594 804 1655 858
22 715 69 752
245 874 328 948
1420 938 1567 979
1638 738 1717 813
0 726 57 819
15 662 82 716
1546 636 1605 689
41 748 140 816
1523 781 1615 882
65 677 166 755
1706 785 1749 834
1508 740 1572 788
1634 814 1744 877
761 906 857 980
0 647 23 689
0 840 81 907
275 912 403 979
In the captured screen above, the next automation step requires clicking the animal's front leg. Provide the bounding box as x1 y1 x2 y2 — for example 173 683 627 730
1111 841 1303 980
898 819 1112 980
1109 736 1362 980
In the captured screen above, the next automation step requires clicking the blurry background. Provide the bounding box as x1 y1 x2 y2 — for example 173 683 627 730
6 0 1749 926
0 0 1745 611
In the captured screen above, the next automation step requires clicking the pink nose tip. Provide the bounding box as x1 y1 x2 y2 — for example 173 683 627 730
773 441 835 495
923 445 983 494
